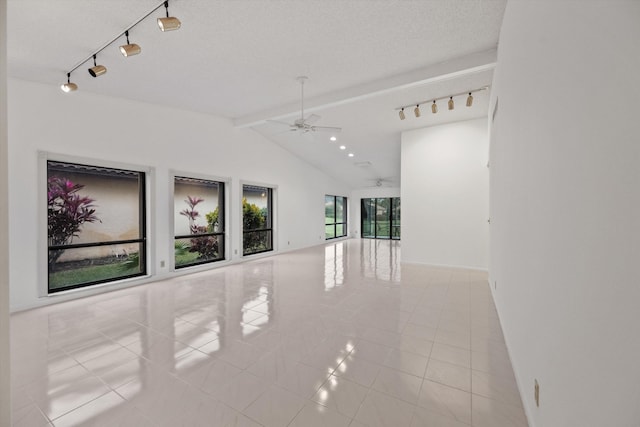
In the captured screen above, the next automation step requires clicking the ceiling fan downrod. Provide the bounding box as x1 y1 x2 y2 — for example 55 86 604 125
297 76 308 122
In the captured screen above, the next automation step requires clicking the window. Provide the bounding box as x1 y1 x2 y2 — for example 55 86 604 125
174 176 225 268
47 160 146 293
242 185 273 255
361 197 400 240
391 197 401 239
325 195 347 239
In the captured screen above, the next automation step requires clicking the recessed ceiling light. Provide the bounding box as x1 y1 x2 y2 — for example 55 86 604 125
348 153 354 157
339 145 346 150
330 136 337 141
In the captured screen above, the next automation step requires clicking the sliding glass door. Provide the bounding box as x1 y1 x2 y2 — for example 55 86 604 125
362 198 375 238
361 197 400 240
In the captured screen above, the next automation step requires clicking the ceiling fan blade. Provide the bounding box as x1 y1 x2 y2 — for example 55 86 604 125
311 126 342 132
270 129 296 136
266 119 294 127
305 114 321 124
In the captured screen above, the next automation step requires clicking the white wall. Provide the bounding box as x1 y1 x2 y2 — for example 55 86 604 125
349 186 400 239
490 2 640 426
8 78 349 311
401 118 488 269
0 0 11 423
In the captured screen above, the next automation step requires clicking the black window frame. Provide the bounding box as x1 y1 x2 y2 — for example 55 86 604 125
325 195 348 240
242 185 273 256
47 160 147 293
174 175 226 269
361 197 401 240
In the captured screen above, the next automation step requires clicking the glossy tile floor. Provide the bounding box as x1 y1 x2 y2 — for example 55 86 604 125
10 239 529 426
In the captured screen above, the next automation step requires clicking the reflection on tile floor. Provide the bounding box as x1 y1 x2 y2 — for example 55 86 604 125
10 239 529 426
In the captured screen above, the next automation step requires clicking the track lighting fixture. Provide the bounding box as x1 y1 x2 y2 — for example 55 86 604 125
88 55 107 77
158 1 181 32
120 31 141 57
62 0 181 93
394 87 488 120
60 73 77 93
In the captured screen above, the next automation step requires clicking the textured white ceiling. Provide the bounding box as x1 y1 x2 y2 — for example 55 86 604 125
7 0 506 188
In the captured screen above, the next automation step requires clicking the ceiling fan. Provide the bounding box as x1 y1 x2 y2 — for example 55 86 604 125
268 76 342 134
366 177 396 187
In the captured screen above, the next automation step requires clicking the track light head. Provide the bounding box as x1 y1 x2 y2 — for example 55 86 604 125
120 44 141 56
89 65 107 77
414 105 421 118
399 108 406 120
448 96 454 110
61 73 78 93
61 82 78 93
466 93 473 107
88 55 106 77
158 1 181 31
158 17 181 31
431 100 438 114
120 31 141 57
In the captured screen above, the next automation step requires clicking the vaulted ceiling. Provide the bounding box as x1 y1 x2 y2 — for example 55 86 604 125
8 0 506 188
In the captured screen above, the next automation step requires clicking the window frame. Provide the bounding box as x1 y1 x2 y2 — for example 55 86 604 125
360 197 400 240
241 183 275 257
325 195 348 240
41 152 152 296
172 174 227 270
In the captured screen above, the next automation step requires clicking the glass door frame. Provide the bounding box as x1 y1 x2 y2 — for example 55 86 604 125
360 197 400 240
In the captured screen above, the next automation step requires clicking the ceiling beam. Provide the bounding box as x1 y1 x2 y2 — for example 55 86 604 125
233 49 497 129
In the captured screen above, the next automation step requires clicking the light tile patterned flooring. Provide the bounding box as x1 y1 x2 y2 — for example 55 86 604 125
10 239 529 426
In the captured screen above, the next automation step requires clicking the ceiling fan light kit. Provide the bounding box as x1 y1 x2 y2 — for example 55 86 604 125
396 86 489 120
61 0 181 92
